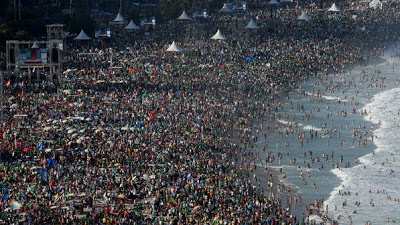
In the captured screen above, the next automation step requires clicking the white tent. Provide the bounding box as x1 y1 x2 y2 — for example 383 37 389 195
369 0 383 9
297 11 311 21
245 19 259 29
74 30 91 40
211 29 227 40
219 3 233 13
327 3 341 12
113 13 125 23
166 41 183 52
124 20 140 30
268 0 281 5
177 11 192 20
31 42 39 49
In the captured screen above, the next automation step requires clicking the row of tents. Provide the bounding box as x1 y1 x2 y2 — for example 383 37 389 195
74 0 381 40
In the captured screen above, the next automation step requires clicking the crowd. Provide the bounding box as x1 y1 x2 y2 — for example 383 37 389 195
1 0 400 224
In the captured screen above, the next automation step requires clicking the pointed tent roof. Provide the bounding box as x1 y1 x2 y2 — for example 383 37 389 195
327 3 341 12
268 0 281 5
125 20 140 30
113 13 124 22
166 41 183 52
177 11 192 20
245 19 259 29
297 11 311 21
211 29 227 40
220 3 233 13
31 42 40 49
74 30 91 40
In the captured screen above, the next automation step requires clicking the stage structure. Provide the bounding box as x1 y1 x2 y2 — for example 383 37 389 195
6 24 64 76
6 40 62 75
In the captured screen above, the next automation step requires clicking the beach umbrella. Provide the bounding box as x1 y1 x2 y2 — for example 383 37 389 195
117 194 126 199
67 129 77 134
44 127 52 131
63 89 71 95
211 29 227 40
10 201 22 210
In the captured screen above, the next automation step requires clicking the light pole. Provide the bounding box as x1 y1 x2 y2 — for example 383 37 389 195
0 71 3 120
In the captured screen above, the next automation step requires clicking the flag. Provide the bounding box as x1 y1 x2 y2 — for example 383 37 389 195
47 158 57 169
37 168 49 181
0 184 8 194
38 141 44 151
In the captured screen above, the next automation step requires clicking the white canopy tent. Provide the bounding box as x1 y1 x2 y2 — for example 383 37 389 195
211 29 227 40
369 0 383 9
297 11 311 21
74 30 91 40
268 0 281 5
327 3 341 12
166 41 183 52
113 13 125 23
245 19 259 29
177 11 192 20
220 3 233 13
124 20 140 30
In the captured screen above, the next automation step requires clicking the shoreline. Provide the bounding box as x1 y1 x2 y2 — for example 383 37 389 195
232 46 394 223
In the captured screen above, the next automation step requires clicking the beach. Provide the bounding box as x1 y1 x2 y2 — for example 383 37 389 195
2 1 400 224
254 44 400 224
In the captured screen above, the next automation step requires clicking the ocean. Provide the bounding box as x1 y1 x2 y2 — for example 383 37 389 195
256 44 400 224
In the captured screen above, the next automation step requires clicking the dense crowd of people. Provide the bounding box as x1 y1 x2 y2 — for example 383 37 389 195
1 0 400 224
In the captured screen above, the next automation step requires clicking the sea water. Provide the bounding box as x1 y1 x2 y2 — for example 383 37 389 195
256 44 400 224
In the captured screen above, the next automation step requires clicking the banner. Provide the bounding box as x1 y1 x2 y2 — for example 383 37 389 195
193 9 207 18
141 17 156 26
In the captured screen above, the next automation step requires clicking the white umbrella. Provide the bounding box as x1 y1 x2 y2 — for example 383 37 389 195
10 201 22 210
67 129 77 134
44 127 52 131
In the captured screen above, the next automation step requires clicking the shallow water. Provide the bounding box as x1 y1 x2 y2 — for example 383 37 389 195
256 44 400 224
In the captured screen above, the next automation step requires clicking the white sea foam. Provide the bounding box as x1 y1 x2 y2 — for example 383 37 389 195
303 125 323 132
325 86 400 225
